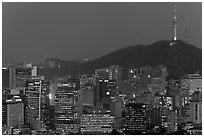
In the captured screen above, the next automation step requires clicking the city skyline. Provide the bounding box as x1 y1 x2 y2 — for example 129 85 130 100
2 2 202 64
2 2 202 135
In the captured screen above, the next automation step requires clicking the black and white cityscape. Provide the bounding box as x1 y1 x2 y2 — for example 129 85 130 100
2 2 202 135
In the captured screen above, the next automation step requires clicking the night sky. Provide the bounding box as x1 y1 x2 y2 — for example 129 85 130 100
2 2 202 65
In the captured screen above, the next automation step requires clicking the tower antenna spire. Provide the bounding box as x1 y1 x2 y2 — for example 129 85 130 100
173 5 177 41
170 5 178 46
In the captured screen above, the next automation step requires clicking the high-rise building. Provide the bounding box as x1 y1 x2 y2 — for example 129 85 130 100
79 75 96 107
2 89 8 127
9 68 17 89
189 101 202 124
108 65 122 83
129 65 168 95
2 68 10 89
6 94 25 128
80 74 96 88
124 102 147 134
25 76 49 130
181 73 202 95
16 68 32 87
95 79 108 104
55 77 80 134
147 107 162 128
95 68 109 80
80 107 114 134
95 65 122 89
46 105 55 130
31 66 37 77
110 96 123 130
79 87 94 107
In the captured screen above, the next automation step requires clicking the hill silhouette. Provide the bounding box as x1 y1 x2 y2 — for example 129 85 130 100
40 40 202 80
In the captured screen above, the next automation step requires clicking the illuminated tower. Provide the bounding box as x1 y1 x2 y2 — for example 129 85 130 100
170 5 178 46
173 5 177 41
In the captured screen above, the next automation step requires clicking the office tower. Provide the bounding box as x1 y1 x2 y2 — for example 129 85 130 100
3 67 33 89
2 89 7 127
95 79 108 104
107 79 117 98
147 107 162 128
129 65 152 79
80 107 114 134
4 67 37 89
79 87 94 107
9 68 16 89
148 65 168 95
6 94 25 128
163 95 174 111
95 68 109 80
80 74 96 88
55 77 80 134
25 76 49 130
16 68 32 87
180 73 202 119
110 96 123 131
2 68 10 89
192 90 201 101
95 65 122 89
108 65 122 90
9 68 17 89
181 73 202 95
189 101 202 124
166 110 178 133
124 102 147 134
46 105 55 130
129 65 168 95
79 74 96 107
31 66 37 76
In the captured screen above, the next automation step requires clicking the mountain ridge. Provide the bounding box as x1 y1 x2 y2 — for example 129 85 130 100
41 40 202 80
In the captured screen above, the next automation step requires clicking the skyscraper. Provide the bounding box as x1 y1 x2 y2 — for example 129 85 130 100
2 68 10 89
16 68 32 87
25 76 49 130
54 77 80 134
80 107 114 134
6 94 25 129
124 102 147 134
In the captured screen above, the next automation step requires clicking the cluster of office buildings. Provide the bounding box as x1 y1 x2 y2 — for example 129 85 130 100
2 63 202 135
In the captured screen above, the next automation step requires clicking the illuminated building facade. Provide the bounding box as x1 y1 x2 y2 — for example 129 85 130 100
181 73 202 96
129 65 168 95
2 90 8 127
6 94 25 128
79 75 96 107
16 68 32 87
25 76 49 130
95 65 122 89
55 78 80 134
124 102 147 134
80 108 114 134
